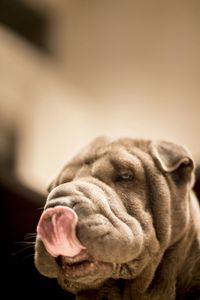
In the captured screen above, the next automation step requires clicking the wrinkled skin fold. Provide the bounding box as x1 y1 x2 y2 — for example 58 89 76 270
34 137 200 300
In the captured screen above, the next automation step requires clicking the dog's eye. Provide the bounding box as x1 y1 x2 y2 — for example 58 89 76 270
85 158 95 165
115 170 134 182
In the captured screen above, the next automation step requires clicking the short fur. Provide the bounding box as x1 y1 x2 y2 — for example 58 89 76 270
34 137 200 300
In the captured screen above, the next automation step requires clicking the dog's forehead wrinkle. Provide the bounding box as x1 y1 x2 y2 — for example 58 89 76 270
109 149 143 170
114 138 151 150
67 138 151 170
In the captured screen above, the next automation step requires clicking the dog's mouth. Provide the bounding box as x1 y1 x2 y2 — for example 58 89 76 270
56 250 116 280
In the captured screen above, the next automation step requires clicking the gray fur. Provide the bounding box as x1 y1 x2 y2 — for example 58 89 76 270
34 137 200 299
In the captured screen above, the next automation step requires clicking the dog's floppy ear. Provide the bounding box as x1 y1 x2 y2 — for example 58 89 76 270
151 140 194 185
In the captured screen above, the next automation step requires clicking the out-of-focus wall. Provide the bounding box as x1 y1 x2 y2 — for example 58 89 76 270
0 0 200 194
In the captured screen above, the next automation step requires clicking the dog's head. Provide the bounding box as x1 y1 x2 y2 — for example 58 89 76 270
34 137 194 293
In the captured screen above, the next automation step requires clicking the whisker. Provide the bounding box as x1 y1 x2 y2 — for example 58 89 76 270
24 233 36 240
36 207 44 211
21 252 34 262
25 232 36 236
11 250 35 262
12 235 36 257
11 244 35 256
14 241 35 245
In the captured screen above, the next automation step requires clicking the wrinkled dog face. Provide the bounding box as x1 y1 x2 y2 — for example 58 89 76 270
34 137 194 293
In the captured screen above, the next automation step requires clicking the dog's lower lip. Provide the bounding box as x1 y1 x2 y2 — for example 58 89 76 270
60 257 98 278
62 260 94 269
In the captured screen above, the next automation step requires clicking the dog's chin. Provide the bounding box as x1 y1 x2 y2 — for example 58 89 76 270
56 251 116 293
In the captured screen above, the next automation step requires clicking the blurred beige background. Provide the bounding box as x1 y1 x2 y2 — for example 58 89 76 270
0 0 200 194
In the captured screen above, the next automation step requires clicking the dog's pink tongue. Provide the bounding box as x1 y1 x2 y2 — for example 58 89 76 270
37 206 85 257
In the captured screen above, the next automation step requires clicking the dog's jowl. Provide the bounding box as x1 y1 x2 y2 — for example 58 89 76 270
34 137 200 300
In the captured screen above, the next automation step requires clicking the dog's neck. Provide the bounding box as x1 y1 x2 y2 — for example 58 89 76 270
175 192 200 296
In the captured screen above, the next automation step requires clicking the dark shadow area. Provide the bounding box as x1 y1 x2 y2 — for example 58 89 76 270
0 0 50 52
194 166 200 201
0 125 74 298
1 174 74 299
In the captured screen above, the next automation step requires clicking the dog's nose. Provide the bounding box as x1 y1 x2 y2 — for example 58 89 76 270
37 206 85 257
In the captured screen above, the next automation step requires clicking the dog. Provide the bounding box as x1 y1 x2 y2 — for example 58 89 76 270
34 137 200 300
